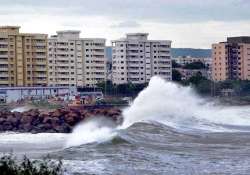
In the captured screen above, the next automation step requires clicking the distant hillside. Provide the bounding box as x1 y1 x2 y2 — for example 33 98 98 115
171 48 211 58
106 47 212 61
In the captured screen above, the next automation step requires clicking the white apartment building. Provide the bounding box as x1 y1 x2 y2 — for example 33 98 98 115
111 33 172 84
173 56 212 68
48 30 107 87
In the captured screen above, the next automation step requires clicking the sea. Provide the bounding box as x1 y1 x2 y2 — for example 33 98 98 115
1 76 250 175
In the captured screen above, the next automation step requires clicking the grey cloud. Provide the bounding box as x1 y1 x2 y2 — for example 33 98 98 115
1 0 250 23
110 21 141 28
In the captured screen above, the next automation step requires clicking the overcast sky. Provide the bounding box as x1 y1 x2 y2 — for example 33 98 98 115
1 0 250 48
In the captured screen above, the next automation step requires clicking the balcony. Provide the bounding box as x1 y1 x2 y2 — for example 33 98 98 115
0 41 8 45
34 42 47 47
55 68 70 72
33 67 46 71
33 73 47 78
0 58 9 63
33 55 47 59
0 80 9 85
0 73 9 77
0 67 9 71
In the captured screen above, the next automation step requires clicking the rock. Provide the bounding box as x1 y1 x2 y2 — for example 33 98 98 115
2 121 13 130
107 108 121 116
43 117 53 124
0 118 6 124
20 115 33 124
6 115 19 128
64 115 76 126
0 106 122 133
20 123 32 132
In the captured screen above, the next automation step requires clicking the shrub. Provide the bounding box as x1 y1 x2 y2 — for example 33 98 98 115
0 155 63 175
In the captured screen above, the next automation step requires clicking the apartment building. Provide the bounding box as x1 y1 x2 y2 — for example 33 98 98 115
173 56 212 68
0 26 48 87
111 33 172 84
48 30 107 87
212 37 250 81
173 56 212 79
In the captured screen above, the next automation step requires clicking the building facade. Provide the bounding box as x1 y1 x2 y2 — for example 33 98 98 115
173 56 212 79
48 30 107 87
175 68 209 80
0 26 48 87
212 37 250 81
111 33 172 84
173 56 212 68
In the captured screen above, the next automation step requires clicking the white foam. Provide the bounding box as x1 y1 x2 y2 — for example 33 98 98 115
0 132 67 144
65 76 250 147
65 117 117 148
122 76 250 130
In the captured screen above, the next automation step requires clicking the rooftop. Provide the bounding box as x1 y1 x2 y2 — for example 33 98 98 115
56 30 81 34
0 26 20 29
227 36 250 44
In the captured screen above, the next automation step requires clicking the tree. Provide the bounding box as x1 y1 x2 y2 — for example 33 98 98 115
172 60 182 68
188 72 205 85
172 69 182 82
184 61 206 70
96 81 147 96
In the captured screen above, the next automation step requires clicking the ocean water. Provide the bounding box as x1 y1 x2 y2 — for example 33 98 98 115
1 76 250 175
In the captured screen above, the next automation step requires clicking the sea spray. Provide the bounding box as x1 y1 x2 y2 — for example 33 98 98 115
122 76 250 129
65 117 117 148
66 76 250 147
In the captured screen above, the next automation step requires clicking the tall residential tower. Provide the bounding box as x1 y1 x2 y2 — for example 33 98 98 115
48 30 107 87
111 33 172 84
0 26 48 87
212 37 250 81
